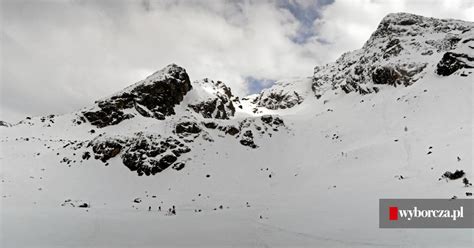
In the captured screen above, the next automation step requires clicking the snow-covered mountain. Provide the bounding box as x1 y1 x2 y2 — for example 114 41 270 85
1 13 473 247
312 12 473 97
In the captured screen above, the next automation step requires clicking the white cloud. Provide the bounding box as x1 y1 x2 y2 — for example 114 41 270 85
0 0 470 121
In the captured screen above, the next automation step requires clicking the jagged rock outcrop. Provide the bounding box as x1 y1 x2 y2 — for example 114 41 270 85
90 133 191 176
0 121 11 127
253 78 310 109
240 130 257 148
188 79 236 119
436 52 474 76
175 121 202 135
72 63 292 175
312 13 473 97
371 63 427 87
92 139 123 162
85 113 287 174
83 64 192 128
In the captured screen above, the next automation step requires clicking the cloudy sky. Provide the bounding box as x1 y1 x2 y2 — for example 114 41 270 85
1 0 473 122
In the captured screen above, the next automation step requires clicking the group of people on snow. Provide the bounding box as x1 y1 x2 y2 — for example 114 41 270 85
148 205 176 215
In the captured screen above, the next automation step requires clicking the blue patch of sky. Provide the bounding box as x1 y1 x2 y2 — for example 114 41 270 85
277 0 334 44
245 76 277 94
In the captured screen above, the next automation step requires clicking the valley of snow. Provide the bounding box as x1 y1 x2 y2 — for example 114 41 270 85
1 12 473 248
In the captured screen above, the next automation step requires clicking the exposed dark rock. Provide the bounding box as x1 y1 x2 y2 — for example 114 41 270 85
254 81 304 110
261 115 284 127
421 50 434 56
383 39 403 58
83 64 192 128
0 121 11 127
90 133 190 176
188 79 235 119
341 77 373 94
261 115 273 125
172 162 186 171
61 199 90 208
175 121 201 134
225 126 240 136
272 117 284 126
78 203 90 208
399 18 419 26
189 97 235 119
92 139 123 162
240 130 258 149
436 52 474 76
121 135 188 176
203 122 218 129
372 64 427 87
442 170 465 180
372 66 404 86
148 154 177 174
82 151 91 160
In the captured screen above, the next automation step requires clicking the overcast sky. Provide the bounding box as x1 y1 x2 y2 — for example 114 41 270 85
1 0 473 122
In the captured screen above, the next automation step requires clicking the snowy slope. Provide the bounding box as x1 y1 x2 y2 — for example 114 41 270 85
1 13 473 247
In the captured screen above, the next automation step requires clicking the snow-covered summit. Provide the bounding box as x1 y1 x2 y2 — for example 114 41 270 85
312 12 473 98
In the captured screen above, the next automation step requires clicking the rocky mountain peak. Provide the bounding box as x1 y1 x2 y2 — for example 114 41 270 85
82 63 192 128
366 12 470 47
312 13 473 98
141 63 189 86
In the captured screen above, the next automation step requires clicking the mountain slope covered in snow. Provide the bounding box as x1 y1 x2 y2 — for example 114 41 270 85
1 13 473 247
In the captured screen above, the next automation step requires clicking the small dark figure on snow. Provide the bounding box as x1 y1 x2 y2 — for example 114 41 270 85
457 156 461 162
158 206 161 211
463 178 472 187
171 205 176 215
148 206 151 211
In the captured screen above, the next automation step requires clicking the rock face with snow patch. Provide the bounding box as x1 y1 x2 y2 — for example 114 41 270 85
187 79 236 119
83 64 192 128
71 65 290 175
312 13 473 97
436 52 474 76
90 132 191 176
253 78 311 109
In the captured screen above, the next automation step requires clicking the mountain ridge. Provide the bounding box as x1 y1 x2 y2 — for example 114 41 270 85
2 12 473 177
